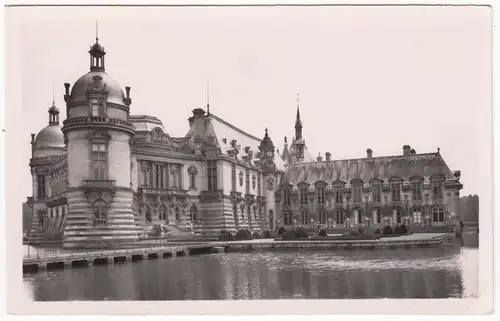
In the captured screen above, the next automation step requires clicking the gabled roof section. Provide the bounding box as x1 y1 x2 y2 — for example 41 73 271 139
282 152 456 186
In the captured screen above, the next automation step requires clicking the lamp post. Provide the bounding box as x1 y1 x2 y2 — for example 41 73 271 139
293 218 297 231
310 218 314 230
328 218 332 231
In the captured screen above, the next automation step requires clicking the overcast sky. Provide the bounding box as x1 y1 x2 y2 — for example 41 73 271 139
8 5 491 204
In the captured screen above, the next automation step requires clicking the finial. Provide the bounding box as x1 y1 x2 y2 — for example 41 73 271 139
52 83 55 105
96 20 99 42
296 92 300 107
265 127 268 135
284 136 287 144
206 79 210 115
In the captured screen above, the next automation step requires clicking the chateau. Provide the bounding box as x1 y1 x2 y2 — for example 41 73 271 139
25 36 463 248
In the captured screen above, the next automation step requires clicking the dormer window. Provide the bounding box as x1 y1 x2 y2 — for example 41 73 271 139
91 98 105 117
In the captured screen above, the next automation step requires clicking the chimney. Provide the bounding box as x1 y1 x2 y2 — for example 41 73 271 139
188 116 194 128
191 108 207 135
366 148 373 158
325 152 331 161
317 153 323 162
403 145 411 156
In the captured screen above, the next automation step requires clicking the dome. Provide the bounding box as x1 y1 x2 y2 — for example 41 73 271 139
34 125 65 150
70 71 126 106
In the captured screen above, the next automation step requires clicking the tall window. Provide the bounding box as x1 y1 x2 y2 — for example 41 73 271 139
319 209 326 224
188 166 197 190
317 187 325 205
93 199 107 226
190 205 197 222
300 188 308 205
335 209 344 225
175 207 181 222
253 207 258 221
301 211 309 225
391 182 401 202
257 176 261 196
412 207 422 224
140 167 147 186
373 208 382 223
283 189 291 206
432 181 443 200
231 163 236 191
144 205 151 223
91 98 99 117
334 187 343 204
412 181 422 201
394 208 402 224
154 164 164 189
91 143 107 180
352 185 362 203
354 209 362 224
372 183 381 203
432 207 445 223
284 211 292 225
37 174 46 198
159 205 167 221
207 160 218 191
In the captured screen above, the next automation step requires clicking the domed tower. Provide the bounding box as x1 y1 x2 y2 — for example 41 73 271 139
259 128 278 231
61 35 137 248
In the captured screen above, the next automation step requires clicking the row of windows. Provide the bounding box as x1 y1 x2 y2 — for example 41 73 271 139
140 163 185 189
282 207 446 225
283 181 444 205
139 204 198 223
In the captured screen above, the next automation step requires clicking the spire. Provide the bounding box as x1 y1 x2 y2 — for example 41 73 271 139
206 79 210 116
295 93 301 125
89 22 106 72
48 100 60 126
294 93 303 140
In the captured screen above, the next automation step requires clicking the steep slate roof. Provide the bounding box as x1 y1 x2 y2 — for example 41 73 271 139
282 152 455 186
208 114 287 171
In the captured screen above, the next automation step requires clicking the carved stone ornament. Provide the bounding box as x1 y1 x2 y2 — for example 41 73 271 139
267 177 274 191
86 130 111 143
252 175 256 189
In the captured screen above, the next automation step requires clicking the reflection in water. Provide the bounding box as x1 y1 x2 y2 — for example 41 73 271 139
23 233 478 301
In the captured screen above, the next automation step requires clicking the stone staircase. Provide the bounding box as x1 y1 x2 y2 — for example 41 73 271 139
28 213 46 243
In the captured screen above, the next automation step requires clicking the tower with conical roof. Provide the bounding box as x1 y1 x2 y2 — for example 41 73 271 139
61 30 137 248
294 93 305 162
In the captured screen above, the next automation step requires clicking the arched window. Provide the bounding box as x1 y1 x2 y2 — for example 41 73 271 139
175 207 181 222
432 207 445 223
335 209 344 225
159 205 167 221
268 210 274 230
144 204 152 223
284 211 292 225
91 143 107 180
190 205 198 222
318 209 326 224
301 211 309 225
412 207 422 224
93 199 107 226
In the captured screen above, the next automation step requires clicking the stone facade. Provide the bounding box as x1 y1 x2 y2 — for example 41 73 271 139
26 37 463 248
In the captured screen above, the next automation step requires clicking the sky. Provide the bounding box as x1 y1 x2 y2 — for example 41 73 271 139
7 5 491 204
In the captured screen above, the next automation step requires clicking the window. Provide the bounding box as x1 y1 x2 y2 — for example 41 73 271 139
412 207 422 224
91 98 99 117
154 164 164 189
354 209 362 224
207 161 218 191
233 204 239 228
175 207 181 222
159 205 167 221
301 211 309 225
93 199 107 225
37 174 46 198
188 166 197 190
373 209 382 224
393 208 402 224
91 143 107 180
300 188 307 205
412 181 422 201
335 209 344 225
144 205 151 223
190 205 197 222
283 189 291 206
319 209 326 224
391 182 401 202
432 207 445 223
231 164 236 191
140 168 147 186
317 187 325 205
334 187 343 204
284 211 292 225
372 183 381 203
253 207 257 221
432 181 443 200
353 185 362 203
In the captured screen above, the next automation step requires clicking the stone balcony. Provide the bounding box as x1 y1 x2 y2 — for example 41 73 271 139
62 116 135 134
81 180 117 193
45 193 67 207
139 187 188 197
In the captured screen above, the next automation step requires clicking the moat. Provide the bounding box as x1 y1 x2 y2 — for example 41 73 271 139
22 232 478 301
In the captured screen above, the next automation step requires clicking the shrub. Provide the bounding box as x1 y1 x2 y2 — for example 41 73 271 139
252 231 262 239
400 224 408 234
394 225 402 234
349 230 360 236
383 226 393 235
294 227 309 238
357 228 364 235
278 227 286 236
262 230 273 239
282 230 298 240
318 229 328 237
235 229 252 241
374 229 381 235
218 230 234 241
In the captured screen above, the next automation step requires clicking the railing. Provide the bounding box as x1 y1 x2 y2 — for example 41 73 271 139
82 180 116 190
140 187 187 196
63 116 135 131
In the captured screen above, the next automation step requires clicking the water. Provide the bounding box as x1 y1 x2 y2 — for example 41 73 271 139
23 232 478 301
